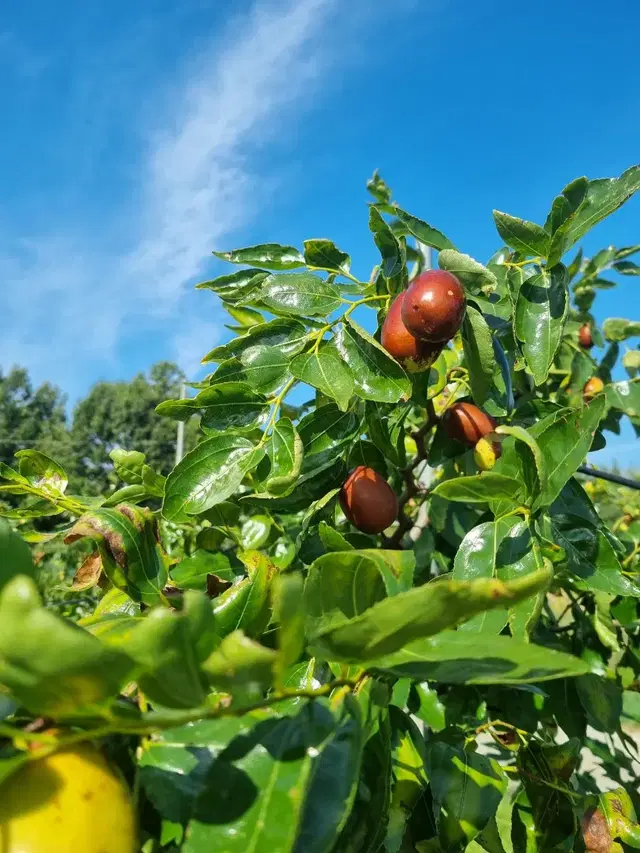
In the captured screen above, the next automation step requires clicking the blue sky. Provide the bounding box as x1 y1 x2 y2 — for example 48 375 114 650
0 0 638 463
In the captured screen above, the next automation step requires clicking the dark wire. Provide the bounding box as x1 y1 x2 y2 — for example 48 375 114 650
578 465 640 491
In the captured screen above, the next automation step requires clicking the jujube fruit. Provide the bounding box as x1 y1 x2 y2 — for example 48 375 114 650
578 323 594 349
340 466 398 534
401 270 466 343
0 742 136 852
583 376 604 400
381 293 443 371
474 436 501 471
443 402 497 447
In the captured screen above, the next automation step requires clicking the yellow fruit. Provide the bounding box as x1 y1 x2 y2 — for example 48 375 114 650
474 437 500 471
0 743 136 853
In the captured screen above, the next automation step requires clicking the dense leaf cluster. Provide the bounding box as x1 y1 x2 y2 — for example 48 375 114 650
0 167 640 851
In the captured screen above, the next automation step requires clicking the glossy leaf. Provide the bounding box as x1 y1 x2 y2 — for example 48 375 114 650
110 449 146 485
545 177 589 264
259 273 341 317
370 632 588 684
462 305 494 405
0 576 134 715
15 449 68 493
603 317 640 342
308 568 551 661
291 349 355 412
158 382 268 433
393 206 456 251
202 318 308 364
432 474 522 504
552 165 640 256
0 519 36 591
260 417 303 496
64 504 168 605
453 518 541 636
212 551 275 639
369 206 404 279
239 346 291 394
493 211 549 258
428 738 507 851
196 268 269 303
163 435 264 521
213 243 305 270
514 265 568 385
438 250 498 294
336 317 411 403
304 239 351 275
385 707 429 853
273 573 305 684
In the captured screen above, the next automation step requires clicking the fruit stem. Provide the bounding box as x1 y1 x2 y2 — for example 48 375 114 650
260 378 297 444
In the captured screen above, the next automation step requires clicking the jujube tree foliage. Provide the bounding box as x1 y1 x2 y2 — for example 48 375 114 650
0 166 640 852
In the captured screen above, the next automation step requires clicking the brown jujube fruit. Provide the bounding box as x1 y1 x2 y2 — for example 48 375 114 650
401 270 466 343
579 323 594 349
443 402 497 447
583 376 604 400
340 466 398 535
381 293 443 370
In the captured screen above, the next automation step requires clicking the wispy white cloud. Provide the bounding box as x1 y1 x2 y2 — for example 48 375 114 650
0 0 352 393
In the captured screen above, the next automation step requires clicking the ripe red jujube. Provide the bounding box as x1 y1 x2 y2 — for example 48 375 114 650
401 270 466 343
381 293 443 371
340 466 398 535
579 323 594 349
443 402 497 447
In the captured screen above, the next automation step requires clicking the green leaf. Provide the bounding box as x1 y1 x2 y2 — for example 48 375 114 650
462 305 494 405
202 318 308 364
158 382 268 433
514 265 568 385
576 674 622 732
603 318 640 342
196 268 269 303
552 165 640 255
15 449 68 493
0 576 134 715
258 273 341 317
369 207 404 279
212 552 275 639
367 169 392 204
549 513 639 596
262 417 304 495
370 632 589 684
516 742 577 850
298 403 360 476
274 572 305 681
0 519 36 591
144 702 337 850
308 568 551 661
170 550 235 591
213 243 305 271
124 593 216 709
65 504 168 605
453 518 542 636
385 707 429 853
606 380 640 418
292 701 365 853
109 449 146 485
493 211 549 258
392 206 456 251
438 250 498 294
202 630 277 693
336 317 411 403
531 397 606 509
239 346 291 394
163 434 265 521
428 738 507 851
545 177 589 256
291 349 355 412
303 239 351 275
614 259 640 275
304 551 387 641
432 474 522 504
226 304 265 327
